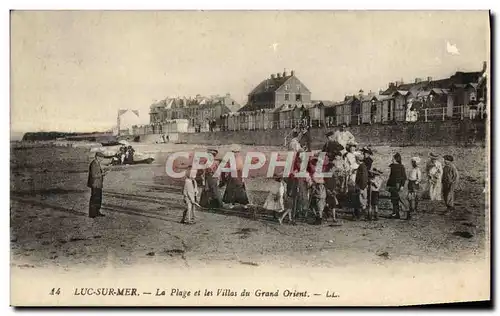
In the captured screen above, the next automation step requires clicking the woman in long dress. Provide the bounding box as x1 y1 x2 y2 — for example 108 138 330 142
426 153 443 201
220 144 250 206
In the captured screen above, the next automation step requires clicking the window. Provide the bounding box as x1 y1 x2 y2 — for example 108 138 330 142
285 84 289 91
285 94 289 101
296 94 302 102
232 101 235 105
297 85 301 91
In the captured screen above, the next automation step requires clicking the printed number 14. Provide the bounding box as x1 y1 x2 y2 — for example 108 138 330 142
50 288 61 295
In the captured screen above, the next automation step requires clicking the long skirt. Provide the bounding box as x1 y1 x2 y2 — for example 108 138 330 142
428 180 442 201
222 176 249 205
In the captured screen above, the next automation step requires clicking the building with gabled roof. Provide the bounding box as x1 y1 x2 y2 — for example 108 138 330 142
239 69 312 112
149 93 241 132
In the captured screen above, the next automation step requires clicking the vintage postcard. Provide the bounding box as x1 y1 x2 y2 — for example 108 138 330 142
10 10 490 306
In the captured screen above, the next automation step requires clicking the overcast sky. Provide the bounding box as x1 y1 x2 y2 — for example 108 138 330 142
10 10 489 133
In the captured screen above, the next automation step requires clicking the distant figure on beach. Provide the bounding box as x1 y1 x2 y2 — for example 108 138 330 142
87 152 108 218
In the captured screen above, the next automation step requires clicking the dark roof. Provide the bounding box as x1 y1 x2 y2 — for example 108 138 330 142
237 103 275 112
381 71 483 95
248 75 293 95
312 100 335 107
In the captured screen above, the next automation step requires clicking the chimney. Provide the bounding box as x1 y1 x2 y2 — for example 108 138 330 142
368 90 375 97
291 70 295 76
415 78 422 83
389 82 395 88
271 74 275 79
482 61 487 72
277 73 281 78
427 76 432 82
283 69 287 77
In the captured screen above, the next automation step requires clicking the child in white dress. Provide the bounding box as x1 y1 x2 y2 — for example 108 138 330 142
263 173 287 223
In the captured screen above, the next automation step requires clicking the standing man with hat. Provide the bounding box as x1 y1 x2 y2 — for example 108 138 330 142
87 152 109 218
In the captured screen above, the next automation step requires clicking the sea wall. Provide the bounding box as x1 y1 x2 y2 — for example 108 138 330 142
173 120 486 148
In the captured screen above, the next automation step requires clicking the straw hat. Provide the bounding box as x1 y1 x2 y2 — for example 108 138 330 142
429 152 439 159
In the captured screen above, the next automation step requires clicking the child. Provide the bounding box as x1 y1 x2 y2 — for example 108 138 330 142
442 155 459 212
309 176 327 225
368 168 384 221
181 166 201 224
387 153 407 219
263 172 287 223
354 152 369 220
408 157 422 218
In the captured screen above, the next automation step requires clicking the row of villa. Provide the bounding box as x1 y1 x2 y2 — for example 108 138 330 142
135 63 487 135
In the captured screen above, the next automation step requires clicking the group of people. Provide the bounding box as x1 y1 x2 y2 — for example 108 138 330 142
262 125 461 225
181 144 250 224
175 122 460 225
86 126 461 225
111 145 135 165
